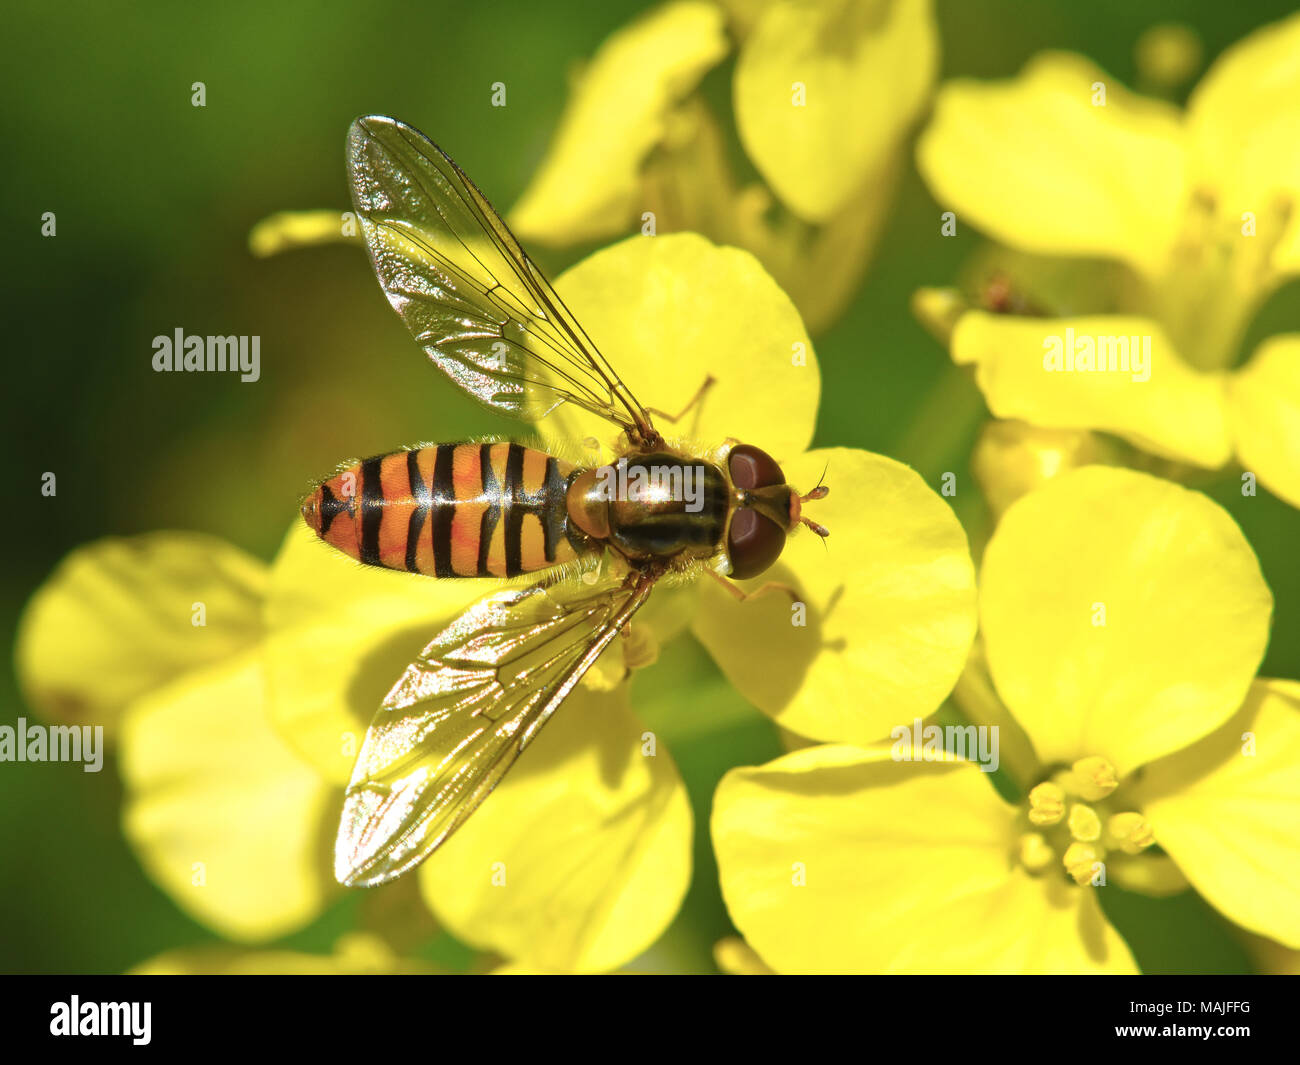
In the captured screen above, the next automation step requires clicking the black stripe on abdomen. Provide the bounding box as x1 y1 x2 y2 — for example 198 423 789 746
431 445 455 578
503 443 525 577
359 456 384 566
477 442 500 577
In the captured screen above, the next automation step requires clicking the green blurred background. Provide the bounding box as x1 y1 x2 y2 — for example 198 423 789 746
3 0 1298 973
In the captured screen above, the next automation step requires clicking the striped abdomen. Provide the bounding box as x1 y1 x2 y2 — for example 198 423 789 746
301 443 592 577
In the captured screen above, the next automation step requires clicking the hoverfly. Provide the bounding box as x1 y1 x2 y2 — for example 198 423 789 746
302 116 830 887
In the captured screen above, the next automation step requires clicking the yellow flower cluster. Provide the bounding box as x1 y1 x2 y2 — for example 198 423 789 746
915 13 1300 507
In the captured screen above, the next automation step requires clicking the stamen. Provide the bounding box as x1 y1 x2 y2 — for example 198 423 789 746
1027 781 1065 826
1069 756 1118 801
1106 812 1155 855
1063 842 1101 886
1018 832 1054 874
1067 804 1102 842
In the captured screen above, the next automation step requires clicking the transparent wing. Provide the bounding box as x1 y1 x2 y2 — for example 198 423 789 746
335 567 659 887
347 114 654 437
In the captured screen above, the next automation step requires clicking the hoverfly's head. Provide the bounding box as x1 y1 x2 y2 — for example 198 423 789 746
724 443 829 580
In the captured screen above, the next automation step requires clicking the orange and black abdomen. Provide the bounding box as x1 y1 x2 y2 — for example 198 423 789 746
301 443 591 577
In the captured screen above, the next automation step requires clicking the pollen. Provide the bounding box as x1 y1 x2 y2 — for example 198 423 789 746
1027 781 1065 826
1106 812 1155 855
1069 756 1119 801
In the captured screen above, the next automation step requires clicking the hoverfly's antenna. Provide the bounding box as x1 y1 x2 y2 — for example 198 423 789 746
802 516 830 539
797 466 829 540
807 461 830 497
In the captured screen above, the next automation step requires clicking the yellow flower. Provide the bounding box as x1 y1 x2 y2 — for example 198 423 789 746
16 534 337 942
916 13 1300 505
506 1 729 244
15 533 267 737
252 0 939 334
730 0 937 224
714 466 1298 973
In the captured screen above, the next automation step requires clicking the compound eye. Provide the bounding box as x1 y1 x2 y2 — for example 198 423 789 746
728 444 785 490
726 507 786 580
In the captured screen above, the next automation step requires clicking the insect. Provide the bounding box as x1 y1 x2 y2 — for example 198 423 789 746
301 115 830 887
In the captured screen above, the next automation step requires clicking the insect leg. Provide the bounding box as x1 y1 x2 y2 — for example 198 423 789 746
643 375 716 429
706 568 803 605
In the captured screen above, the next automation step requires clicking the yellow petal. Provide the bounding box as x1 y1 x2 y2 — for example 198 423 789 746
15 533 265 735
951 311 1233 468
545 233 819 460
508 1 728 244
712 744 1136 973
247 209 360 257
1228 334 1300 507
418 684 691 973
694 448 976 745
981 467 1272 776
1185 12 1300 276
1129 679 1300 948
917 52 1185 279
120 651 336 942
263 523 487 784
734 0 937 222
